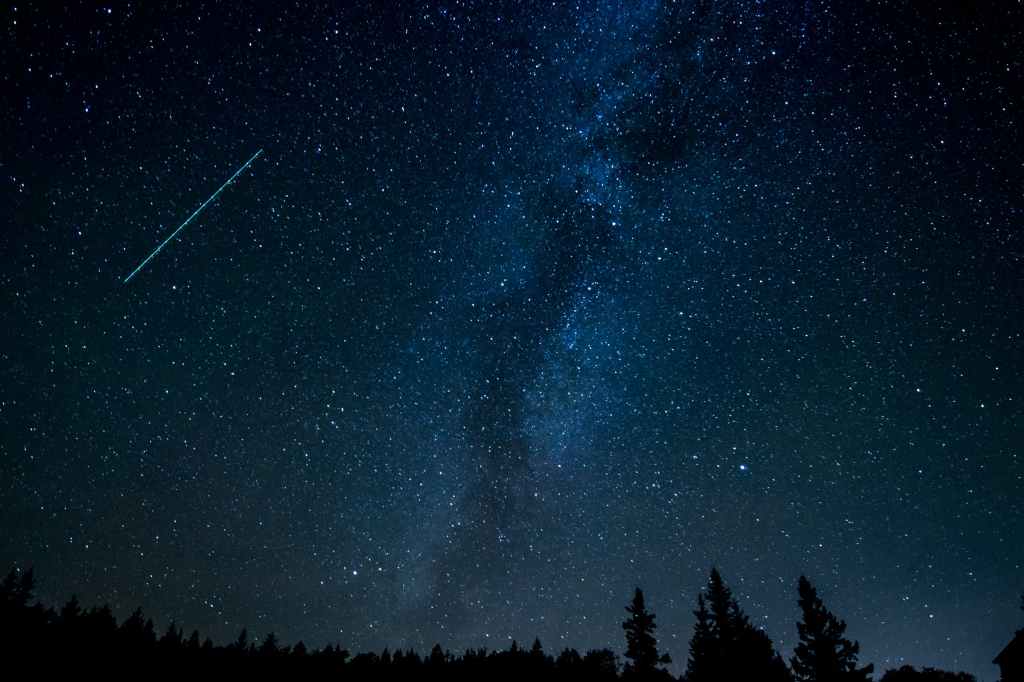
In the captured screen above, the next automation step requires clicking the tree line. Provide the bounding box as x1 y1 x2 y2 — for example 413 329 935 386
0 565 990 680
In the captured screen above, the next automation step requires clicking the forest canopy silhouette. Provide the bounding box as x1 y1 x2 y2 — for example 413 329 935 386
1 565 1006 681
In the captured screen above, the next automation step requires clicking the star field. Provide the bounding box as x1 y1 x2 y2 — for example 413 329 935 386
1 2 1021 679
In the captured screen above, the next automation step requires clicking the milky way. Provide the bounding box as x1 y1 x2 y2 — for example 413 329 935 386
1 2 1021 679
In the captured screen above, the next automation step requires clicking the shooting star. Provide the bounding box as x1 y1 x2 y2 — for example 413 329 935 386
123 149 264 284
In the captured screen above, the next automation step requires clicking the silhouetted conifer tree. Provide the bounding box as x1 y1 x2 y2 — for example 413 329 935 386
119 607 146 640
232 627 249 653
142 617 157 645
622 587 671 679
791 575 872 682
686 593 715 682
160 621 183 651
557 647 582 671
0 568 46 662
687 568 793 682
259 631 279 656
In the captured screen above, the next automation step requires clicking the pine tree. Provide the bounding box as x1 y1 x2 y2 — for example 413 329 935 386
142 617 157 645
622 587 671 678
232 627 249 653
704 568 741 679
119 607 148 646
259 632 280 656
686 568 793 682
705 569 732 620
160 621 183 650
556 647 582 672
686 593 715 682
791 576 873 682
530 637 550 671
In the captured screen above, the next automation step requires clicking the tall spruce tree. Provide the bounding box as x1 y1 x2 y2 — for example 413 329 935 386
685 593 715 682
686 568 793 682
622 587 671 679
791 576 873 682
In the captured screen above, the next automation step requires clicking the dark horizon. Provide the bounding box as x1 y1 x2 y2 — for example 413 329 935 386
2 565 1009 681
2 2 1021 681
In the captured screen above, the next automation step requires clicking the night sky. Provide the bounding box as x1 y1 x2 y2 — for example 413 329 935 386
2 2 1022 679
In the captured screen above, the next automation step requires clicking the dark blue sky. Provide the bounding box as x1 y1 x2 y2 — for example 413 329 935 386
2 2 1021 679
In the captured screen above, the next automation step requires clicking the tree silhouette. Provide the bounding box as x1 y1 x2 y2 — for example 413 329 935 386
687 568 793 682
231 627 249 653
119 607 148 645
556 647 582 672
160 621 183 651
791 576 872 682
259 631 280 656
622 587 671 679
0 567 46 656
685 593 715 682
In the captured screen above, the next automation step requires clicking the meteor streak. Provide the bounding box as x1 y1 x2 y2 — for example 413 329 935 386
123 149 263 284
